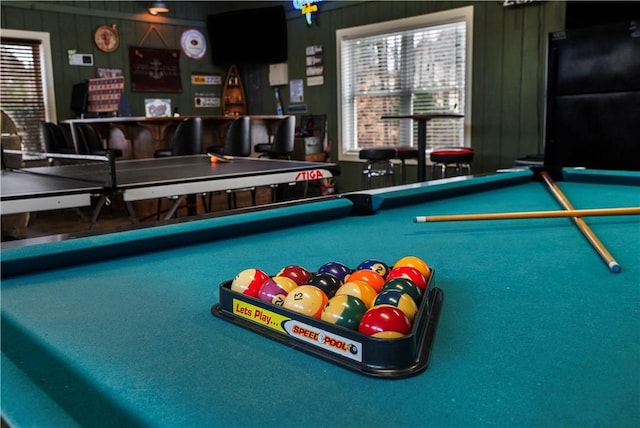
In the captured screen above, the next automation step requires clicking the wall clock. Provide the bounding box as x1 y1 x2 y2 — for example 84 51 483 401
181 29 207 60
94 25 119 53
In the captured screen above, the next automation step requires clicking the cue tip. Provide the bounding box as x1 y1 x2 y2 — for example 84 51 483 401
608 261 622 274
414 216 426 223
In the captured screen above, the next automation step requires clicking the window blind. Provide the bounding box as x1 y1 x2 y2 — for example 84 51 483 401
340 20 466 155
1 37 46 153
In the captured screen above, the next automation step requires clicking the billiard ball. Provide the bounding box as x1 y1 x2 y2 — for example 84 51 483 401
317 262 352 282
231 268 270 298
334 280 378 308
277 265 311 285
356 259 390 279
381 277 422 305
386 266 427 294
344 269 386 293
358 306 412 338
393 256 431 280
307 273 342 298
373 289 419 322
282 285 328 318
321 294 368 330
258 275 298 305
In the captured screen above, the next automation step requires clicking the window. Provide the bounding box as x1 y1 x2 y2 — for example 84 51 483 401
337 6 473 161
1 29 56 154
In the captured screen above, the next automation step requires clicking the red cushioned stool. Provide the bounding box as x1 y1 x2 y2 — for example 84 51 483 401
430 147 474 179
359 148 396 189
394 147 420 184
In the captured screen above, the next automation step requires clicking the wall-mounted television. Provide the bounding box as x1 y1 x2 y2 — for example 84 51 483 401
207 5 288 66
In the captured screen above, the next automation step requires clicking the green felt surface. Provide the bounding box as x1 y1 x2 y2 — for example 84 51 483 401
1 169 639 427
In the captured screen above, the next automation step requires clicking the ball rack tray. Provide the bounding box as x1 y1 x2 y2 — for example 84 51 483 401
211 271 443 378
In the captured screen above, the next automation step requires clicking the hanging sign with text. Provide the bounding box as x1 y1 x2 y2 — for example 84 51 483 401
129 47 182 92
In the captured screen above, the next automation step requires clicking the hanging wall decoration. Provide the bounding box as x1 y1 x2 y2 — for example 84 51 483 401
129 47 182 92
181 29 207 60
129 25 182 92
94 25 119 52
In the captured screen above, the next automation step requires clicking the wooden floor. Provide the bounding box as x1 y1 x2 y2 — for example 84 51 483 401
1 186 282 244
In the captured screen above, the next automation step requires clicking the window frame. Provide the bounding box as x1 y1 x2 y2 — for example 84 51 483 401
336 6 473 162
1 28 57 153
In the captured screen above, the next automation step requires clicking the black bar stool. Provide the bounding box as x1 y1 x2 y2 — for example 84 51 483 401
359 148 396 189
394 147 419 184
430 147 474 179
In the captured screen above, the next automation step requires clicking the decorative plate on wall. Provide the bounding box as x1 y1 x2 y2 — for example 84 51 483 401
94 25 119 53
180 29 207 60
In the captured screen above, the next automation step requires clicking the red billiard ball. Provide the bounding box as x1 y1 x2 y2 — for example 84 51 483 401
335 280 378 308
321 294 368 330
381 277 422 305
373 289 419 322
317 262 352 282
277 265 311 285
344 269 386 293
356 259 390 279
258 275 298 305
386 266 427 294
307 273 342 298
358 306 412 338
283 285 328 318
231 268 270 298
393 256 431 281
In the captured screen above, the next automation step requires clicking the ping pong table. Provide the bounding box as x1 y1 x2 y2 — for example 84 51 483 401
1 154 338 227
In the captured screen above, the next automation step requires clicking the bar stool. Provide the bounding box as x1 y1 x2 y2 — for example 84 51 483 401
394 147 419 184
430 147 474 179
359 148 396 189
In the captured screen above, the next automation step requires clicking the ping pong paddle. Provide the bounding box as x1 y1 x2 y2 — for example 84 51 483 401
208 153 233 163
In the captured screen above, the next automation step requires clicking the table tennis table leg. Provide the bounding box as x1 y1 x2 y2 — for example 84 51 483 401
163 195 185 220
89 195 108 229
125 202 139 224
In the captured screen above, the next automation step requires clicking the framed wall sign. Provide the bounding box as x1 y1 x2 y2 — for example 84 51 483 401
181 29 207 60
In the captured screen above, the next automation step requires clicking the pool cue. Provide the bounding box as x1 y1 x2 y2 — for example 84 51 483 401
414 207 640 223
539 171 621 273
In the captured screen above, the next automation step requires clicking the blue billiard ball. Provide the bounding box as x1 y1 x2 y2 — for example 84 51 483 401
356 258 390 279
317 262 352 283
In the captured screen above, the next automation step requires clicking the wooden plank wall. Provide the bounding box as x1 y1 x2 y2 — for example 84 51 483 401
1 1 566 188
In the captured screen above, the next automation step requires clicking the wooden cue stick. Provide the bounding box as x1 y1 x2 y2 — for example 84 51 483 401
414 207 640 223
539 171 621 273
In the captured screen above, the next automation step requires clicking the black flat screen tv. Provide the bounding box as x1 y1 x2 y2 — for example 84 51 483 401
544 21 640 171
207 5 288 66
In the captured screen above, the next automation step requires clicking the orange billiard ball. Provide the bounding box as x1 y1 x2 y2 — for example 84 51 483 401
335 280 378 308
393 256 431 280
344 269 386 293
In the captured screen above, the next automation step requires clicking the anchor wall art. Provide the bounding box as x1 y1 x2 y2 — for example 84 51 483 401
129 47 182 92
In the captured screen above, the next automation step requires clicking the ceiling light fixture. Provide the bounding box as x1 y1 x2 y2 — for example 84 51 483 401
148 2 169 15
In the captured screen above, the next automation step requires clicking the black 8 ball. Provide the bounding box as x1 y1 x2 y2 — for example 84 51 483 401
307 273 342 299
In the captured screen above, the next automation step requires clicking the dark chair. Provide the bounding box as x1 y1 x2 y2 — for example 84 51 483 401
359 148 396 189
154 117 203 158
395 146 420 184
205 117 254 210
76 123 123 158
153 117 206 218
42 122 76 165
207 116 251 157
254 116 295 159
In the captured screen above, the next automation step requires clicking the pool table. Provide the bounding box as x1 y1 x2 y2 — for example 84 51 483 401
2 168 639 427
